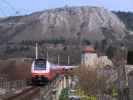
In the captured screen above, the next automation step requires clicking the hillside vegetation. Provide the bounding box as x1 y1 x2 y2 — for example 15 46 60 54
115 11 133 31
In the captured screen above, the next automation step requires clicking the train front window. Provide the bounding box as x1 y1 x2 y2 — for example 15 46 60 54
34 60 46 70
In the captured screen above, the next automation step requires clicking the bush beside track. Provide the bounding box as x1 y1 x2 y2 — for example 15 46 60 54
59 88 69 100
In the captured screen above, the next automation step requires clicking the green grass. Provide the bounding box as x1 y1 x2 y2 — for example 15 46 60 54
59 88 69 100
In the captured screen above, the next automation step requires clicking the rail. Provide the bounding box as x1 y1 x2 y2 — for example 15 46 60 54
1 76 66 100
3 86 40 100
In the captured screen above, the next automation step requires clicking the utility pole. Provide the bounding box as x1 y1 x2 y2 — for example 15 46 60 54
67 56 70 65
58 55 60 65
35 43 38 59
46 51 49 60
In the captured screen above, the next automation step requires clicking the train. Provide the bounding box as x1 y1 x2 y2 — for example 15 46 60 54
31 58 76 84
31 43 77 84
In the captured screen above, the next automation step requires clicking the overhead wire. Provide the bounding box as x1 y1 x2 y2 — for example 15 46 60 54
0 0 41 43
0 0 20 16
0 0 26 43
0 0 16 12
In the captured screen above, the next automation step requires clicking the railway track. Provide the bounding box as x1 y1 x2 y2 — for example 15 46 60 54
4 86 40 100
2 77 63 100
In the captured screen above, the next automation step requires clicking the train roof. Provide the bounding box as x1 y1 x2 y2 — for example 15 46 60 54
34 58 47 61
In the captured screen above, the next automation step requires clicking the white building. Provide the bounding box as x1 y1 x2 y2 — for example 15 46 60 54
81 47 98 68
81 47 113 68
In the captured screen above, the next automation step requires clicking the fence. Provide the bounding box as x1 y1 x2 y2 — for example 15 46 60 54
0 79 27 90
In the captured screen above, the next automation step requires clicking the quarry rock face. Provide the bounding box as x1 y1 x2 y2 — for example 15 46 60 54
0 6 127 43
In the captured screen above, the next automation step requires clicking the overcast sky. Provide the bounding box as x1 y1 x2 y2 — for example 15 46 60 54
0 0 133 17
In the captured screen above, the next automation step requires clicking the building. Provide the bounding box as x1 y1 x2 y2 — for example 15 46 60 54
81 46 113 69
81 46 98 68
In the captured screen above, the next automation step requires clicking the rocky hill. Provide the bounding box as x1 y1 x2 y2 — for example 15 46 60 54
115 11 133 31
0 6 127 44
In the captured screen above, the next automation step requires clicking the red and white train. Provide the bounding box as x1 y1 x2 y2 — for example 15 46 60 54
31 43 77 84
31 58 76 84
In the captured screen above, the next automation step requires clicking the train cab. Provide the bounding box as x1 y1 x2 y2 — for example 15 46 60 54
31 58 53 83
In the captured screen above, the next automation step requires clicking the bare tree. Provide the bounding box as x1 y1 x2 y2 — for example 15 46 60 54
74 65 107 95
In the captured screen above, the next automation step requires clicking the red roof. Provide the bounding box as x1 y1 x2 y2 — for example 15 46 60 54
83 47 95 53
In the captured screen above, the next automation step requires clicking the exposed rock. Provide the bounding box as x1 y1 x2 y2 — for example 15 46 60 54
0 6 127 43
